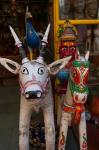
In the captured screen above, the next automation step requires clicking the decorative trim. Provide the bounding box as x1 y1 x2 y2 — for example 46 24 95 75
69 79 88 94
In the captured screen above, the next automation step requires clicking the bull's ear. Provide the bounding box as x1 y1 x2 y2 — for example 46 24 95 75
85 51 90 60
48 56 71 75
0 58 20 74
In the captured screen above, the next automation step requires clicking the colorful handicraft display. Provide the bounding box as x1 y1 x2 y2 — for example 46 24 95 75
69 55 89 123
56 21 78 82
57 21 78 60
58 51 90 150
0 20 71 150
56 21 78 125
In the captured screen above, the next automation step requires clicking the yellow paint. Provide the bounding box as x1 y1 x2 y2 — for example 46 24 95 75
53 0 99 119
63 42 76 46
30 51 33 61
53 0 60 60
58 20 99 25
53 0 99 60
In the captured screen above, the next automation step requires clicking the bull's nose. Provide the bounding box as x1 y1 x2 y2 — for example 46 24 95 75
25 91 42 99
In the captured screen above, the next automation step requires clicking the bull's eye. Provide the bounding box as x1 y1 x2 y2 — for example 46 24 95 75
71 67 80 84
21 67 29 75
38 67 45 75
72 71 76 77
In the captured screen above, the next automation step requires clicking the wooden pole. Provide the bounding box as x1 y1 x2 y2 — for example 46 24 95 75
59 19 99 25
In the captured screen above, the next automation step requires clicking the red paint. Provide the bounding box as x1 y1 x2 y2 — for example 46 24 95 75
59 132 65 146
59 41 77 62
71 67 89 85
71 67 80 84
75 95 78 101
83 69 89 84
82 133 87 150
72 104 85 124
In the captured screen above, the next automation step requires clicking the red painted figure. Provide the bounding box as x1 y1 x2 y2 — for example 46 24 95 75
56 21 78 94
58 21 78 61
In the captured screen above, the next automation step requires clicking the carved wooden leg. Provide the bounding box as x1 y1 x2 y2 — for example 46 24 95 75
57 95 65 126
58 111 71 150
19 97 32 150
57 95 62 126
79 112 87 150
43 104 55 150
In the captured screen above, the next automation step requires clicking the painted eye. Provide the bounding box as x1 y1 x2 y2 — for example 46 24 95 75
62 47 67 51
71 67 80 84
38 67 45 75
21 67 29 75
70 46 76 51
72 71 76 77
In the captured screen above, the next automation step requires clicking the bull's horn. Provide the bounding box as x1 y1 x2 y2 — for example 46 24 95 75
76 49 80 60
9 26 22 47
85 51 90 60
41 24 50 46
36 56 44 64
9 26 26 59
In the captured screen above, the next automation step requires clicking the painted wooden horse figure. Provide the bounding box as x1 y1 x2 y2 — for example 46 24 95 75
0 26 71 150
58 51 90 150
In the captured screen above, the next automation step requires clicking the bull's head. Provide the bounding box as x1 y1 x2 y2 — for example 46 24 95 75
69 51 90 104
0 25 71 101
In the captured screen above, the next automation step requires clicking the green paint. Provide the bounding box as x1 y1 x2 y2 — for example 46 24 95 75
57 26 64 38
83 133 87 142
73 61 90 68
69 79 89 94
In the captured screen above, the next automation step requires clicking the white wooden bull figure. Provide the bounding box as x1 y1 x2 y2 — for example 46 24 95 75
58 51 90 150
0 25 71 150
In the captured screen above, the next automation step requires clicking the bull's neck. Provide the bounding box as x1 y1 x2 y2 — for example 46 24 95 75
63 80 73 106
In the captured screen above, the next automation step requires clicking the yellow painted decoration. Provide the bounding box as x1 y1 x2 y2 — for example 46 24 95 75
53 0 99 60
63 42 76 46
59 20 99 25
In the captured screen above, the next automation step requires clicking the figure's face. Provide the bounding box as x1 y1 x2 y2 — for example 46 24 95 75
70 60 90 104
19 60 49 100
59 41 77 59
0 24 72 102
0 55 71 101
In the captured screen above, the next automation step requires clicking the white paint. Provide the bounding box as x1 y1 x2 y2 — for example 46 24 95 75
58 51 89 150
0 55 71 150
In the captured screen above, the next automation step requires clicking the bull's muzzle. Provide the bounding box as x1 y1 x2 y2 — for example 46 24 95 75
25 91 42 99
